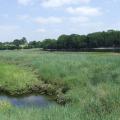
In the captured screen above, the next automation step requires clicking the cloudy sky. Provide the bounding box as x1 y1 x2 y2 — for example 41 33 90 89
0 0 120 42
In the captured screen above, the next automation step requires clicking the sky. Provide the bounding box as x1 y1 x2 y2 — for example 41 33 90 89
0 0 120 42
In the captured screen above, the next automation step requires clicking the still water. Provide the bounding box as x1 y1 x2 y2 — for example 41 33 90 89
0 95 55 107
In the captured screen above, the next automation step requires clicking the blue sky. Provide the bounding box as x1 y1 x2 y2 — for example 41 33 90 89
0 0 120 42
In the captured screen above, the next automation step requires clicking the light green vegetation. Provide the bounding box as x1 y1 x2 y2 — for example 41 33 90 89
0 63 39 92
0 49 120 120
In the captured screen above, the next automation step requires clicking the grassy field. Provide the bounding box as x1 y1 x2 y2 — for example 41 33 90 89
0 49 120 120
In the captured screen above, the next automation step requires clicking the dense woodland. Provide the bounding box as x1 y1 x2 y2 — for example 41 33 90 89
1 30 120 51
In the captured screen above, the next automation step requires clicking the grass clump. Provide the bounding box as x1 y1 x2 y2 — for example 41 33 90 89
0 100 11 110
0 62 40 93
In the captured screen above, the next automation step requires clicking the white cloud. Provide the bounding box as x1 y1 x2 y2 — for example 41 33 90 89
36 28 46 33
17 0 92 7
34 17 63 24
41 0 91 7
70 16 89 23
17 0 32 5
67 6 102 16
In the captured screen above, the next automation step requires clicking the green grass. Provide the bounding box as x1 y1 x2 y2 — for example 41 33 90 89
0 63 39 92
0 49 120 120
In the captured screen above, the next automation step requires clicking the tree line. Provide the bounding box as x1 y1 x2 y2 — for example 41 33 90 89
0 30 120 51
0 37 41 50
42 30 120 51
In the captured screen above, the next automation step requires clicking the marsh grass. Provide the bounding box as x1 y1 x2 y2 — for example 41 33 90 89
0 49 119 120
0 63 39 92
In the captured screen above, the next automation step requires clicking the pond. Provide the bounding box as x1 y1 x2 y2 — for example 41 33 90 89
0 95 55 108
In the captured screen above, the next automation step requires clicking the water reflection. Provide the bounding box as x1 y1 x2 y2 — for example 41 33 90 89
0 95 54 107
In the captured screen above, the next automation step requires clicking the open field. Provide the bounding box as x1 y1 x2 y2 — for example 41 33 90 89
0 49 120 120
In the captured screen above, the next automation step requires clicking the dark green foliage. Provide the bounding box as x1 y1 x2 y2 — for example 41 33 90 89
13 37 28 48
42 30 120 51
42 39 57 49
28 41 42 48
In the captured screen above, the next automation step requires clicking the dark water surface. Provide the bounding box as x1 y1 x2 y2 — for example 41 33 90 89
0 95 55 107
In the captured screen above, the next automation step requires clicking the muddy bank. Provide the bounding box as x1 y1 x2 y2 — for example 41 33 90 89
0 82 70 105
